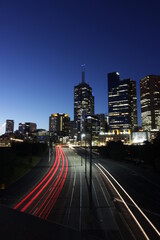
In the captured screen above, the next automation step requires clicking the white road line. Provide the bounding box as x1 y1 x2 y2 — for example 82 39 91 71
67 167 76 224
95 163 150 240
92 179 100 207
95 173 124 239
92 178 105 224
95 173 110 207
98 163 160 238
79 170 82 232
32 207 39 215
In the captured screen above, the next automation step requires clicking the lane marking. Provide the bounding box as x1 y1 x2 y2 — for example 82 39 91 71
92 179 104 223
98 163 160 238
95 173 124 238
67 166 76 224
95 163 150 240
95 173 110 206
79 170 82 231
32 207 38 215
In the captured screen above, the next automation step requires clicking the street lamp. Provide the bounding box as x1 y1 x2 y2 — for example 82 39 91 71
81 133 85 166
85 116 93 215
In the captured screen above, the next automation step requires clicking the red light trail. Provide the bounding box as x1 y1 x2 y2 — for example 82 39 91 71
13 145 68 220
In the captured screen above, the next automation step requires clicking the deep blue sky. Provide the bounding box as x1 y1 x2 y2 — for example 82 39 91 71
0 0 160 133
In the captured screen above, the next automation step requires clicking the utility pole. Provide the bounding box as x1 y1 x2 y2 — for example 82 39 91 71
85 135 87 177
88 116 93 225
89 126 92 208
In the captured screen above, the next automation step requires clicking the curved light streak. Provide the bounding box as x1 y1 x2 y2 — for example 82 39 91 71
37 146 65 217
98 163 160 238
44 148 68 220
14 145 68 221
95 163 150 240
14 146 60 210
21 148 61 212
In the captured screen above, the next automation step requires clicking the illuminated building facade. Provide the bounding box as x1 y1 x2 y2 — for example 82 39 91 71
18 122 37 134
69 120 77 139
6 120 14 134
74 66 94 140
94 114 108 133
140 75 160 131
19 123 25 134
49 113 70 137
108 72 137 132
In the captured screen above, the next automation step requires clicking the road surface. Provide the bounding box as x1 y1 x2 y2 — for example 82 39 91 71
4 145 160 239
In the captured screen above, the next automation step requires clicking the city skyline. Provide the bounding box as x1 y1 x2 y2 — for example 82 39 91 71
1 0 160 133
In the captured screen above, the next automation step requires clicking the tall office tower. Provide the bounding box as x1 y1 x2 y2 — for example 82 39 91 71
108 72 137 131
69 120 77 139
25 122 37 133
140 75 160 131
94 114 108 133
6 120 14 134
19 123 25 134
74 65 94 140
49 113 70 137
19 122 37 134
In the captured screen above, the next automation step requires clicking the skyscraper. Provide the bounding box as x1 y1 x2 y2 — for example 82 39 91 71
6 120 14 134
140 75 160 131
49 113 70 138
94 114 108 133
74 65 94 140
108 72 137 131
18 122 37 134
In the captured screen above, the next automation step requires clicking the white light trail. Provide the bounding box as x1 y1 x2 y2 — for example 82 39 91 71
98 163 160 238
95 163 150 240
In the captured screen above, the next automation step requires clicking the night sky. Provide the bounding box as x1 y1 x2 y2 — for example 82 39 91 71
0 0 160 133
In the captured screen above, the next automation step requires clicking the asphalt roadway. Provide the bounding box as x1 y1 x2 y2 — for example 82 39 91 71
76 147 160 240
1 145 160 240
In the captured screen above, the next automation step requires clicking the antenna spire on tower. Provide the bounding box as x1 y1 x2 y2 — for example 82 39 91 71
81 64 85 83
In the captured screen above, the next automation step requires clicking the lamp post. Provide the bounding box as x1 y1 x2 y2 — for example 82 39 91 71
85 115 93 225
85 134 87 177
49 132 52 162
81 133 85 166
89 126 92 210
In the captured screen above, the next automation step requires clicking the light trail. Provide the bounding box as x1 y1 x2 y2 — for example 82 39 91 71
14 146 60 210
44 164 68 220
98 163 160 238
37 146 65 218
28 147 62 214
14 145 68 221
28 175 58 215
43 147 68 220
95 163 150 240
21 148 61 212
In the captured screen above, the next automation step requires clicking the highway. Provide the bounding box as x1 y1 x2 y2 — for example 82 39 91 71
6 145 160 240
12 146 127 239
76 147 160 240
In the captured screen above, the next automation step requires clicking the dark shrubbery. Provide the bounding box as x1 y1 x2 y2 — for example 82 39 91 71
0 142 48 185
107 141 125 161
97 140 125 161
97 134 160 170
98 146 110 158
11 142 48 156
